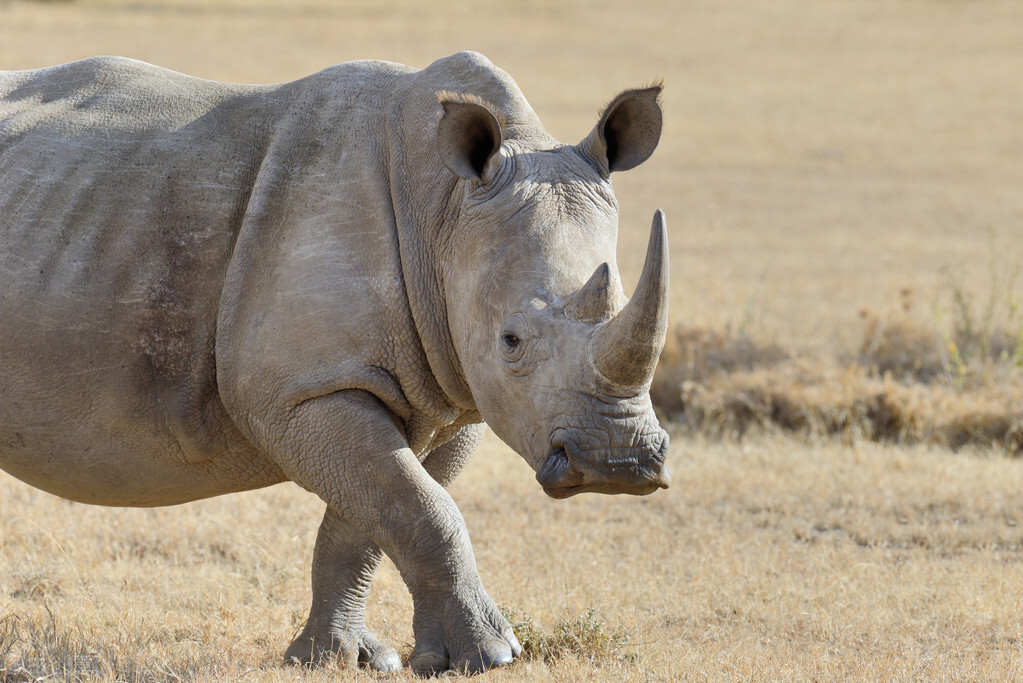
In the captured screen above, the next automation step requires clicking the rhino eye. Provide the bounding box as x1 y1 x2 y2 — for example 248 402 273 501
499 313 530 366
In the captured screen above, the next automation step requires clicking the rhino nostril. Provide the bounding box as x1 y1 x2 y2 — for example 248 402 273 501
536 448 569 487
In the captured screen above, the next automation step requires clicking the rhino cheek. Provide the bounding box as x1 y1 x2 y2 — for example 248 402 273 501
482 393 550 471
458 362 532 462
471 369 565 473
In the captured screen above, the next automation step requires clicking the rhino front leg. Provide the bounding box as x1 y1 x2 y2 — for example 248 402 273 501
284 506 401 671
259 390 518 675
284 423 488 671
410 421 522 674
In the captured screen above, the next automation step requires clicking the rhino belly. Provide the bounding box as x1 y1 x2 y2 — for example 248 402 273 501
0 272 284 506
0 269 285 506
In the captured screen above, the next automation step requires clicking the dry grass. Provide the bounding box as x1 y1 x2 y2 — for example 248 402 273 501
3 0 1023 679
652 281 1023 453
3 432 1022 680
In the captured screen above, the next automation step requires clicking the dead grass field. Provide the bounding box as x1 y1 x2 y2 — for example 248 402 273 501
3 432 1022 680
2 0 1023 679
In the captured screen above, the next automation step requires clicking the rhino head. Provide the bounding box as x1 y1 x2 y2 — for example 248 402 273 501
435 85 671 499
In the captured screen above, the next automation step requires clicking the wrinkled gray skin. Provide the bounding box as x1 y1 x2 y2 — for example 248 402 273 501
0 51 670 674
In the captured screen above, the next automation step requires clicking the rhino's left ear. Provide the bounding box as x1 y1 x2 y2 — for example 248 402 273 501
579 84 663 175
436 95 504 182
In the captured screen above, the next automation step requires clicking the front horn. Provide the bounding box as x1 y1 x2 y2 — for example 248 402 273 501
591 209 669 388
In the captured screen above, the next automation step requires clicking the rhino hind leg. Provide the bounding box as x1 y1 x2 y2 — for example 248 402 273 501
284 506 401 672
421 422 487 487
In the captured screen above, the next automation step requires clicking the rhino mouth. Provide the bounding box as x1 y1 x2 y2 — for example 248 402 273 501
535 439 671 499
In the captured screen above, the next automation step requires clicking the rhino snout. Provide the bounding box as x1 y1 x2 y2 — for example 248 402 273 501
536 430 671 499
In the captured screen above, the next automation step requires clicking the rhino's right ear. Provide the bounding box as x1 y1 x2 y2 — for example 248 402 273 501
579 84 663 175
436 95 504 182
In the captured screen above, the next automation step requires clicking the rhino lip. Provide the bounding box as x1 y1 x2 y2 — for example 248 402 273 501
535 447 671 499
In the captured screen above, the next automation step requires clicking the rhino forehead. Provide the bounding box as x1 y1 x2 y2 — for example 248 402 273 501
509 178 618 230
465 146 616 219
468 220 618 313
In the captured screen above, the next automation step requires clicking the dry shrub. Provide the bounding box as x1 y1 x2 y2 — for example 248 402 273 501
652 279 1023 453
859 306 946 382
668 365 1023 454
943 259 1023 368
857 282 1023 386
652 324 787 419
502 608 635 666
654 315 1023 454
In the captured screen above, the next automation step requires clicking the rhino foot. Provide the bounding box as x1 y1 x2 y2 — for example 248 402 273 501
285 626 401 673
409 588 521 676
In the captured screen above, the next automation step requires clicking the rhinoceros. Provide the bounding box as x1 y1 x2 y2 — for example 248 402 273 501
0 51 670 674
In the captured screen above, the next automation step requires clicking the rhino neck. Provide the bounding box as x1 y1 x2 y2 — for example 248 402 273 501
390 176 476 412
386 53 549 414
387 94 475 412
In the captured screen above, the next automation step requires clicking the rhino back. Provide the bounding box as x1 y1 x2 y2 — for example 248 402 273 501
0 57 286 503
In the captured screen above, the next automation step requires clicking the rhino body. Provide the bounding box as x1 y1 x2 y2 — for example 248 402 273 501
0 52 669 673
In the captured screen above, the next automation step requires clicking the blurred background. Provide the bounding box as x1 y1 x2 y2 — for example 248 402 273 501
5 0 1021 446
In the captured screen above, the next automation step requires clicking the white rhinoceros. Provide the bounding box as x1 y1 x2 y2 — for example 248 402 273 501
0 51 670 674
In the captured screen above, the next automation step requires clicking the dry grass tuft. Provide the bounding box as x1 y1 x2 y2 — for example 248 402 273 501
501 607 635 666
859 304 947 383
2 609 148 682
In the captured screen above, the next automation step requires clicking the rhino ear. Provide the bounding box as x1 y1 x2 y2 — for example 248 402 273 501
579 84 663 175
436 95 504 182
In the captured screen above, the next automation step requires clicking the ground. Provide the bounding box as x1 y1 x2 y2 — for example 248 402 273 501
3 432 1021 679
1 0 1022 679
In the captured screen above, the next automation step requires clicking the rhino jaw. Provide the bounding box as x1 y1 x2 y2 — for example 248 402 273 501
535 444 671 499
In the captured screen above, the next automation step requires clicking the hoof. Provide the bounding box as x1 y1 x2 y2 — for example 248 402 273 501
285 628 401 673
409 649 448 677
410 637 516 676
368 649 403 673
